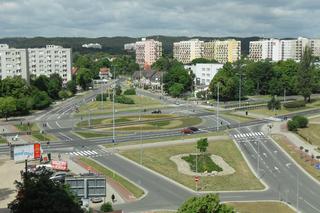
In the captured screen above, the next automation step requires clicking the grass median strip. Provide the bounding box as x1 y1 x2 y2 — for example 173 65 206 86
297 124 320 147
74 131 113 138
227 201 294 213
78 157 144 198
272 134 320 181
121 140 263 191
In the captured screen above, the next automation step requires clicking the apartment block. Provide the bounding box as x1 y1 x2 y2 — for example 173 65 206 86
249 39 281 61
173 39 204 64
135 38 162 69
28 45 72 84
213 39 241 63
0 44 29 81
250 37 320 62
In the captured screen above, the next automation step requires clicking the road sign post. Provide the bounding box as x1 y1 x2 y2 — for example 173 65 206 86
194 176 200 191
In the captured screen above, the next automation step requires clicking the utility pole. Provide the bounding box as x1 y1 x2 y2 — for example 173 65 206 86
195 147 198 191
283 88 286 103
216 82 220 131
139 68 143 165
112 65 116 151
239 73 242 110
296 173 299 211
257 139 260 178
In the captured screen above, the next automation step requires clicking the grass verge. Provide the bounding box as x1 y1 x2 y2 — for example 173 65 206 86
74 131 112 138
221 112 255 123
121 140 263 191
227 201 294 213
297 124 320 147
272 134 320 181
0 136 8 144
104 131 226 148
182 154 222 173
78 157 144 198
15 123 39 132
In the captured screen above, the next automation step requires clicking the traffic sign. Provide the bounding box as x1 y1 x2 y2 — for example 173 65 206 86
315 164 320 170
194 176 200 182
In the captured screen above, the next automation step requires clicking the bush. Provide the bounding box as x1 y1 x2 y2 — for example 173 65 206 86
96 93 109 101
287 120 298 131
114 95 135 104
267 96 281 110
283 100 306 109
292 115 309 128
287 115 309 131
100 202 113 212
58 90 70 99
123 88 136 95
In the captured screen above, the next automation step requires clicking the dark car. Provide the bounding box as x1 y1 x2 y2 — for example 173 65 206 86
188 127 199 132
152 109 162 114
181 128 194 134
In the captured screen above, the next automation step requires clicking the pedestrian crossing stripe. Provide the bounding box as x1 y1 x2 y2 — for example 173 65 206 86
233 132 265 139
67 150 100 156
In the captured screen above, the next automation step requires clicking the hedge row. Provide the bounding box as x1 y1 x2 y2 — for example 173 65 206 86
283 100 306 109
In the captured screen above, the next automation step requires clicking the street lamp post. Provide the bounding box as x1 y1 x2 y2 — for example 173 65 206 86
216 82 220 131
112 66 116 151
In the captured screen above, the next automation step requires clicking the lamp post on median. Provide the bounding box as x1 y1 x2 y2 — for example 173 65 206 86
216 82 220 131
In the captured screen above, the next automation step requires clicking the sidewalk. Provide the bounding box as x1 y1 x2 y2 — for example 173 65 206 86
263 121 320 158
0 124 35 145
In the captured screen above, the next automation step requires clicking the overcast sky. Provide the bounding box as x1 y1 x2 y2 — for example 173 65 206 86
0 0 320 38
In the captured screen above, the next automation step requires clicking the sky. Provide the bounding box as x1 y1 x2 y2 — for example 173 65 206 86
0 0 320 38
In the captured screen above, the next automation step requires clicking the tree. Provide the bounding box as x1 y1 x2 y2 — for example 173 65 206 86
15 97 33 116
76 68 93 90
66 80 77 94
47 74 63 100
100 202 113 212
115 85 122 96
191 58 218 64
32 75 50 92
169 83 184 97
8 168 83 213
58 90 69 99
267 96 281 111
197 138 208 154
32 90 52 110
177 194 234 213
297 46 315 102
0 97 16 121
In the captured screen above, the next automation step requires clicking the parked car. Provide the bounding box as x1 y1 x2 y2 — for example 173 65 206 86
188 127 199 132
91 197 103 203
181 128 194 134
151 109 162 114
50 172 68 182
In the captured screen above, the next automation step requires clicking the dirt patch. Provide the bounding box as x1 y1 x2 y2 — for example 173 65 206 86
170 153 235 176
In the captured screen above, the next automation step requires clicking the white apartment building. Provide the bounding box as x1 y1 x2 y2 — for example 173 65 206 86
28 45 72 84
173 39 204 64
135 38 162 68
249 39 281 61
185 63 223 86
250 37 320 62
0 44 29 81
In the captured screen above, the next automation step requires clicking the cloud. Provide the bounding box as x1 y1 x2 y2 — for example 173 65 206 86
0 0 319 38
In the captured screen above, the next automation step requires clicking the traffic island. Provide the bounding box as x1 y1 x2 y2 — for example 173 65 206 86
120 140 264 191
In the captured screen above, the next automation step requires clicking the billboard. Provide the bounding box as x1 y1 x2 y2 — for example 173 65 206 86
51 160 68 171
65 176 106 198
13 143 42 162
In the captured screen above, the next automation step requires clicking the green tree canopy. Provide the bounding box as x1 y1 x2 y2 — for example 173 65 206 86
8 168 83 213
76 68 93 90
0 96 16 121
177 194 234 213
32 75 50 92
197 138 208 154
191 58 219 64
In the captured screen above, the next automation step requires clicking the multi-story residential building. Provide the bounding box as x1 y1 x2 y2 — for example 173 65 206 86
0 44 29 81
202 41 215 61
184 63 223 86
135 38 162 69
213 39 241 63
173 39 204 64
249 39 281 61
28 45 72 84
251 37 320 62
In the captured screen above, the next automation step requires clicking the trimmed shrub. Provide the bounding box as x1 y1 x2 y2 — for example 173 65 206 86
114 95 135 104
287 120 298 131
100 202 113 212
292 115 309 128
283 100 306 109
96 93 109 101
267 96 281 110
123 88 136 95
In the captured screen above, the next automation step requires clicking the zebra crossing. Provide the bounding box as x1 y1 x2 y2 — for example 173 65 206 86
67 149 110 157
232 131 265 139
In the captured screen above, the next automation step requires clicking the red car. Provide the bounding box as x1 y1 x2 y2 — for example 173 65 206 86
181 128 194 134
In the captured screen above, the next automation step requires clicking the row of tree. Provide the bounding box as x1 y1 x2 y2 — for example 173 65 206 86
209 47 320 102
0 74 76 120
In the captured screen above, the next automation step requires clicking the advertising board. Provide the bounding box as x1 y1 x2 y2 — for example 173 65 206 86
13 143 42 162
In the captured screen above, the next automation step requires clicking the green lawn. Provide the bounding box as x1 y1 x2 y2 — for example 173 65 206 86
73 131 113 138
272 134 320 181
121 140 263 191
227 202 294 213
221 112 255 123
0 136 8 144
104 131 226 148
182 154 222 173
32 132 56 142
15 123 56 142
15 123 39 132
297 124 320 147
76 95 163 115
78 157 144 198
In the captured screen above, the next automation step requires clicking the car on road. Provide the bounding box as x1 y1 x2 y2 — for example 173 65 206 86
188 127 199 132
151 109 162 114
180 128 194 134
